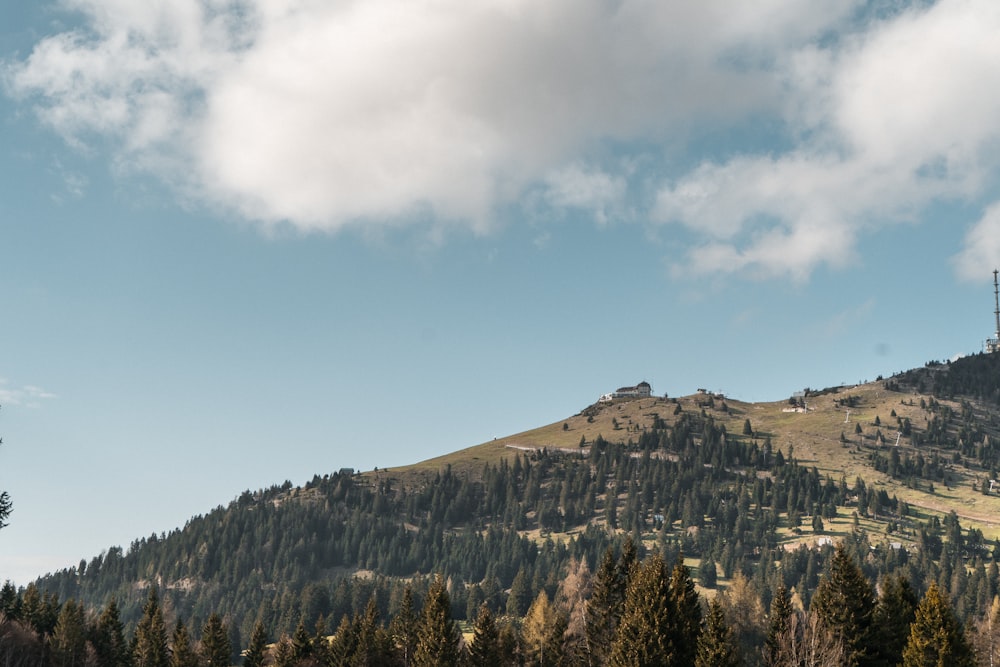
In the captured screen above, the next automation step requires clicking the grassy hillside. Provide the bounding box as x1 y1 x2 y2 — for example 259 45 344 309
383 369 1000 542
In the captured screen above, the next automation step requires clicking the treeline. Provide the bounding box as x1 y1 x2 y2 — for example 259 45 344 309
4 538 1000 666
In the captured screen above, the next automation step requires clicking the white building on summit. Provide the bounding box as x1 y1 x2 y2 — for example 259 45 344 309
599 381 652 402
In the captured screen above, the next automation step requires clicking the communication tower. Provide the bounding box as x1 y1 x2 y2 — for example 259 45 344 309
988 270 1000 354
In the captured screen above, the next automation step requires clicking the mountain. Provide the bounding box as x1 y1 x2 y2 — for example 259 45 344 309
25 353 1000 643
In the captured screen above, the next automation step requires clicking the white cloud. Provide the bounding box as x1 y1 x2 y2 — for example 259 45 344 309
0 380 57 408
9 0 1000 281
5 0 854 235
953 202 1000 281
543 164 626 225
655 0 1000 279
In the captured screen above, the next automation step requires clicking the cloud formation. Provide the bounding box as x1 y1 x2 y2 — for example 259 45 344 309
0 380 56 408
7 0 1000 278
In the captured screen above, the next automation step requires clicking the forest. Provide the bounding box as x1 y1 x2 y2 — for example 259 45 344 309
5 354 1000 664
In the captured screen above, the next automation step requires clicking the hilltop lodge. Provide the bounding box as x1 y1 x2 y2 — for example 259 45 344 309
599 381 652 403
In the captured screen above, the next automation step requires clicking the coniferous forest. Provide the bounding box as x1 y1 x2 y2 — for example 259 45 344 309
6 355 1000 664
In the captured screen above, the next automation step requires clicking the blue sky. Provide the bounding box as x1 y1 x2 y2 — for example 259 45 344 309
3 0 1000 585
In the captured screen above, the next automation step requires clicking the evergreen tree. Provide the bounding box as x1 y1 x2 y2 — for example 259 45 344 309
201 613 231 667
609 552 677 667
901 582 974 667
169 619 199 667
390 586 417 667
668 554 702 667
414 576 460 667
328 614 358 666
289 619 313 663
699 556 718 588
468 603 501 667
874 574 918 667
765 585 793 666
696 597 739 667
93 597 131 667
243 620 268 667
271 636 295 667
810 543 876 666
51 599 87 667
585 547 621 664
507 568 532 617
354 596 393 666
134 588 170 667
0 581 21 620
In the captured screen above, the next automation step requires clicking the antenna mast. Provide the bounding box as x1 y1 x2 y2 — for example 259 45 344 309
988 270 1000 354
993 269 1000 342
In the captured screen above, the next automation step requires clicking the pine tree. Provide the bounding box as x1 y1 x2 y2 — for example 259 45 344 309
810 543 876 666
328 614 358 666
51 599 87 667
243 621 268 667
134 588 170 667
507 568 532 617
271 636 295 667
585 546 620 664
468 603 502 667
201 613 231 667
609 552 676 667
414 576 460 667
874 574 918 667
93 597 132 667
169 619 199 667
669 554 702 667
901 582 974 667
765 585 793 665
390 586 417 667
696 597 739 667
290 619 313 663
354 596 393 665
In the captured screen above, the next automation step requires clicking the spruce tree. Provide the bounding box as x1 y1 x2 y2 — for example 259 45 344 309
469 603 502 667
810 543 877 666
94 597 132 667
243 621 268 667
669 554 702 667
354 596 393 665
874 574 918 667
507 568 532 617
414 575 460 667
901 582 974 667
51 599 87 667
201 613 231 667
609 552 676 667
134 588 170 667
390 586 417 667
585 546 621 664
169 619 199 667
696 597 739 667
765 585 793 665
328 614 358 665
290 619 313 663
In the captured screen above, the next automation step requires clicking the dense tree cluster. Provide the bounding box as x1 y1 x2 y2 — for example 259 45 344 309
5 538 1000 665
